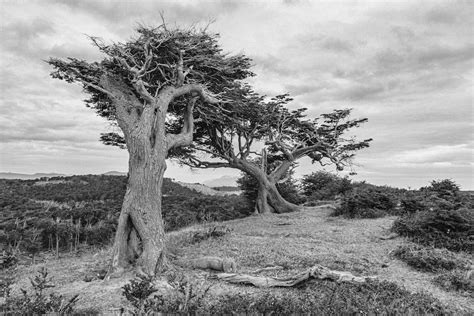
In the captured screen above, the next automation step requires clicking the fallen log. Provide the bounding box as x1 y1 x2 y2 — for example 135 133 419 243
251 266 284 274
212 264 375 288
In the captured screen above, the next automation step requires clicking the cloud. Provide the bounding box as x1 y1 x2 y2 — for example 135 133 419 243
0 0 473 189
393 144 473 165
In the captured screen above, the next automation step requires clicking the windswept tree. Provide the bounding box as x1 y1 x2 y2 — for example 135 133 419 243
180 91 372 214
48 24 252 275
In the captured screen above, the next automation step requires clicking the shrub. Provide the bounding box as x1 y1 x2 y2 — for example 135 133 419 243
400 192 429 213
122 275 158 315
0 250 18 269
301 171 352 201
189 225 231 244
122 272 211 315
163 195 252 231
433 269 474 294
392 245 468 272
422 179 460 201
333 185 397 218
0 267 78 315
392 208 474 253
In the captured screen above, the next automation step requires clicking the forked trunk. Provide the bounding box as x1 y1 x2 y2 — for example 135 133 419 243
109 137 168 276
266 182 300 213
255 183 274 214
255 179 300 214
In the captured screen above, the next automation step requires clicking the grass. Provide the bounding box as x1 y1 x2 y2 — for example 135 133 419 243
3 206 473 314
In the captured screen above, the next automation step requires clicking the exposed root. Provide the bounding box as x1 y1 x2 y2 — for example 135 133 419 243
176 256 237 273
212 264 375 288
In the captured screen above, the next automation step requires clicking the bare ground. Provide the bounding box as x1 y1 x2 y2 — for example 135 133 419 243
6 206 473 314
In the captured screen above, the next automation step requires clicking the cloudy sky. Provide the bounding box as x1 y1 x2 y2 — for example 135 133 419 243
1 0 473 189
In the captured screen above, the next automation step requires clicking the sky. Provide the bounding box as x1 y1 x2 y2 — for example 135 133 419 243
0 0 473 189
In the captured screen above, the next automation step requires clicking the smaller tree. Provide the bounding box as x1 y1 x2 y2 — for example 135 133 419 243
237 168 303 213
180 90 371 214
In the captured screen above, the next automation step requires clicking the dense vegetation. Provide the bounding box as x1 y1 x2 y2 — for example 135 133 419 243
393 179 473 253
0 175 252 260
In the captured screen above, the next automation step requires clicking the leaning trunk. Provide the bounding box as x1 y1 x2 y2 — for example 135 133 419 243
266 182 300 213
109 137 168 276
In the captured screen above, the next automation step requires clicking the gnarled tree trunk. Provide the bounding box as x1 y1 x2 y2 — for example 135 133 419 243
256 180 299 214
109 116 168 276
240 160 299 214
255 182 274 214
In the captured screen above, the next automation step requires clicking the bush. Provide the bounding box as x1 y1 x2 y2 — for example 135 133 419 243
0 267 78 315
433 269 474 294
301 171 352 201
422 179 460 201
392 208 474 253
189 225 231 244
0 250 18 269
392 245 468 272
122 272 210 315
333 185 397 218
163 195 252 231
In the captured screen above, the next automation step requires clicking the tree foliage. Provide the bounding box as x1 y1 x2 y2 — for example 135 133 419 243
48 24 253 149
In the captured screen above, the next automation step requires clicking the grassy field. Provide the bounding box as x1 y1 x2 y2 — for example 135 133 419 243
5 205 473 314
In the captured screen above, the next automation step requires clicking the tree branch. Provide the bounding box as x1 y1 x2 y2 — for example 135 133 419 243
180 156 231 169
166 98 197 150
170 84 222 104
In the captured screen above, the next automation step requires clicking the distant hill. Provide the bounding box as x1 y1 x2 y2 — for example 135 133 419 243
103 171 127 176
177 181 240 196
0 172 67 180
0 171 128 179
203 175 239 188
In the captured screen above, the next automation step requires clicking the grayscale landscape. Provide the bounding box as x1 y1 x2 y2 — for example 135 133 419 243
1 0 472 314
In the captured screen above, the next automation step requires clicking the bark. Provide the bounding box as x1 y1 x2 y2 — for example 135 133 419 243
266 182 300 213
258 181 300 214
255 183 274 214
236 159 300 214
109 108 168 276
213 264 375 288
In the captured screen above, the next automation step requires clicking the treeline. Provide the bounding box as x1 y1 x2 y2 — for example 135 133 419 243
0 175 252 262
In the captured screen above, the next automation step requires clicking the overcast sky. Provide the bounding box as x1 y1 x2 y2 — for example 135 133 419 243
0 0 473 189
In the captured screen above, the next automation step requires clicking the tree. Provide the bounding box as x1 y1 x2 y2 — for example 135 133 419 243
179 91 371 214
48 23 252 275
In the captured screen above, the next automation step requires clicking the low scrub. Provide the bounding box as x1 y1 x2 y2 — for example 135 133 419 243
203 280 452 315
121 276 454 314
392 208 474 253
433 270 474 295
122 272 211 315
333 185 397 218
189 225 232 244
392 244 469 272
0 267 79 315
